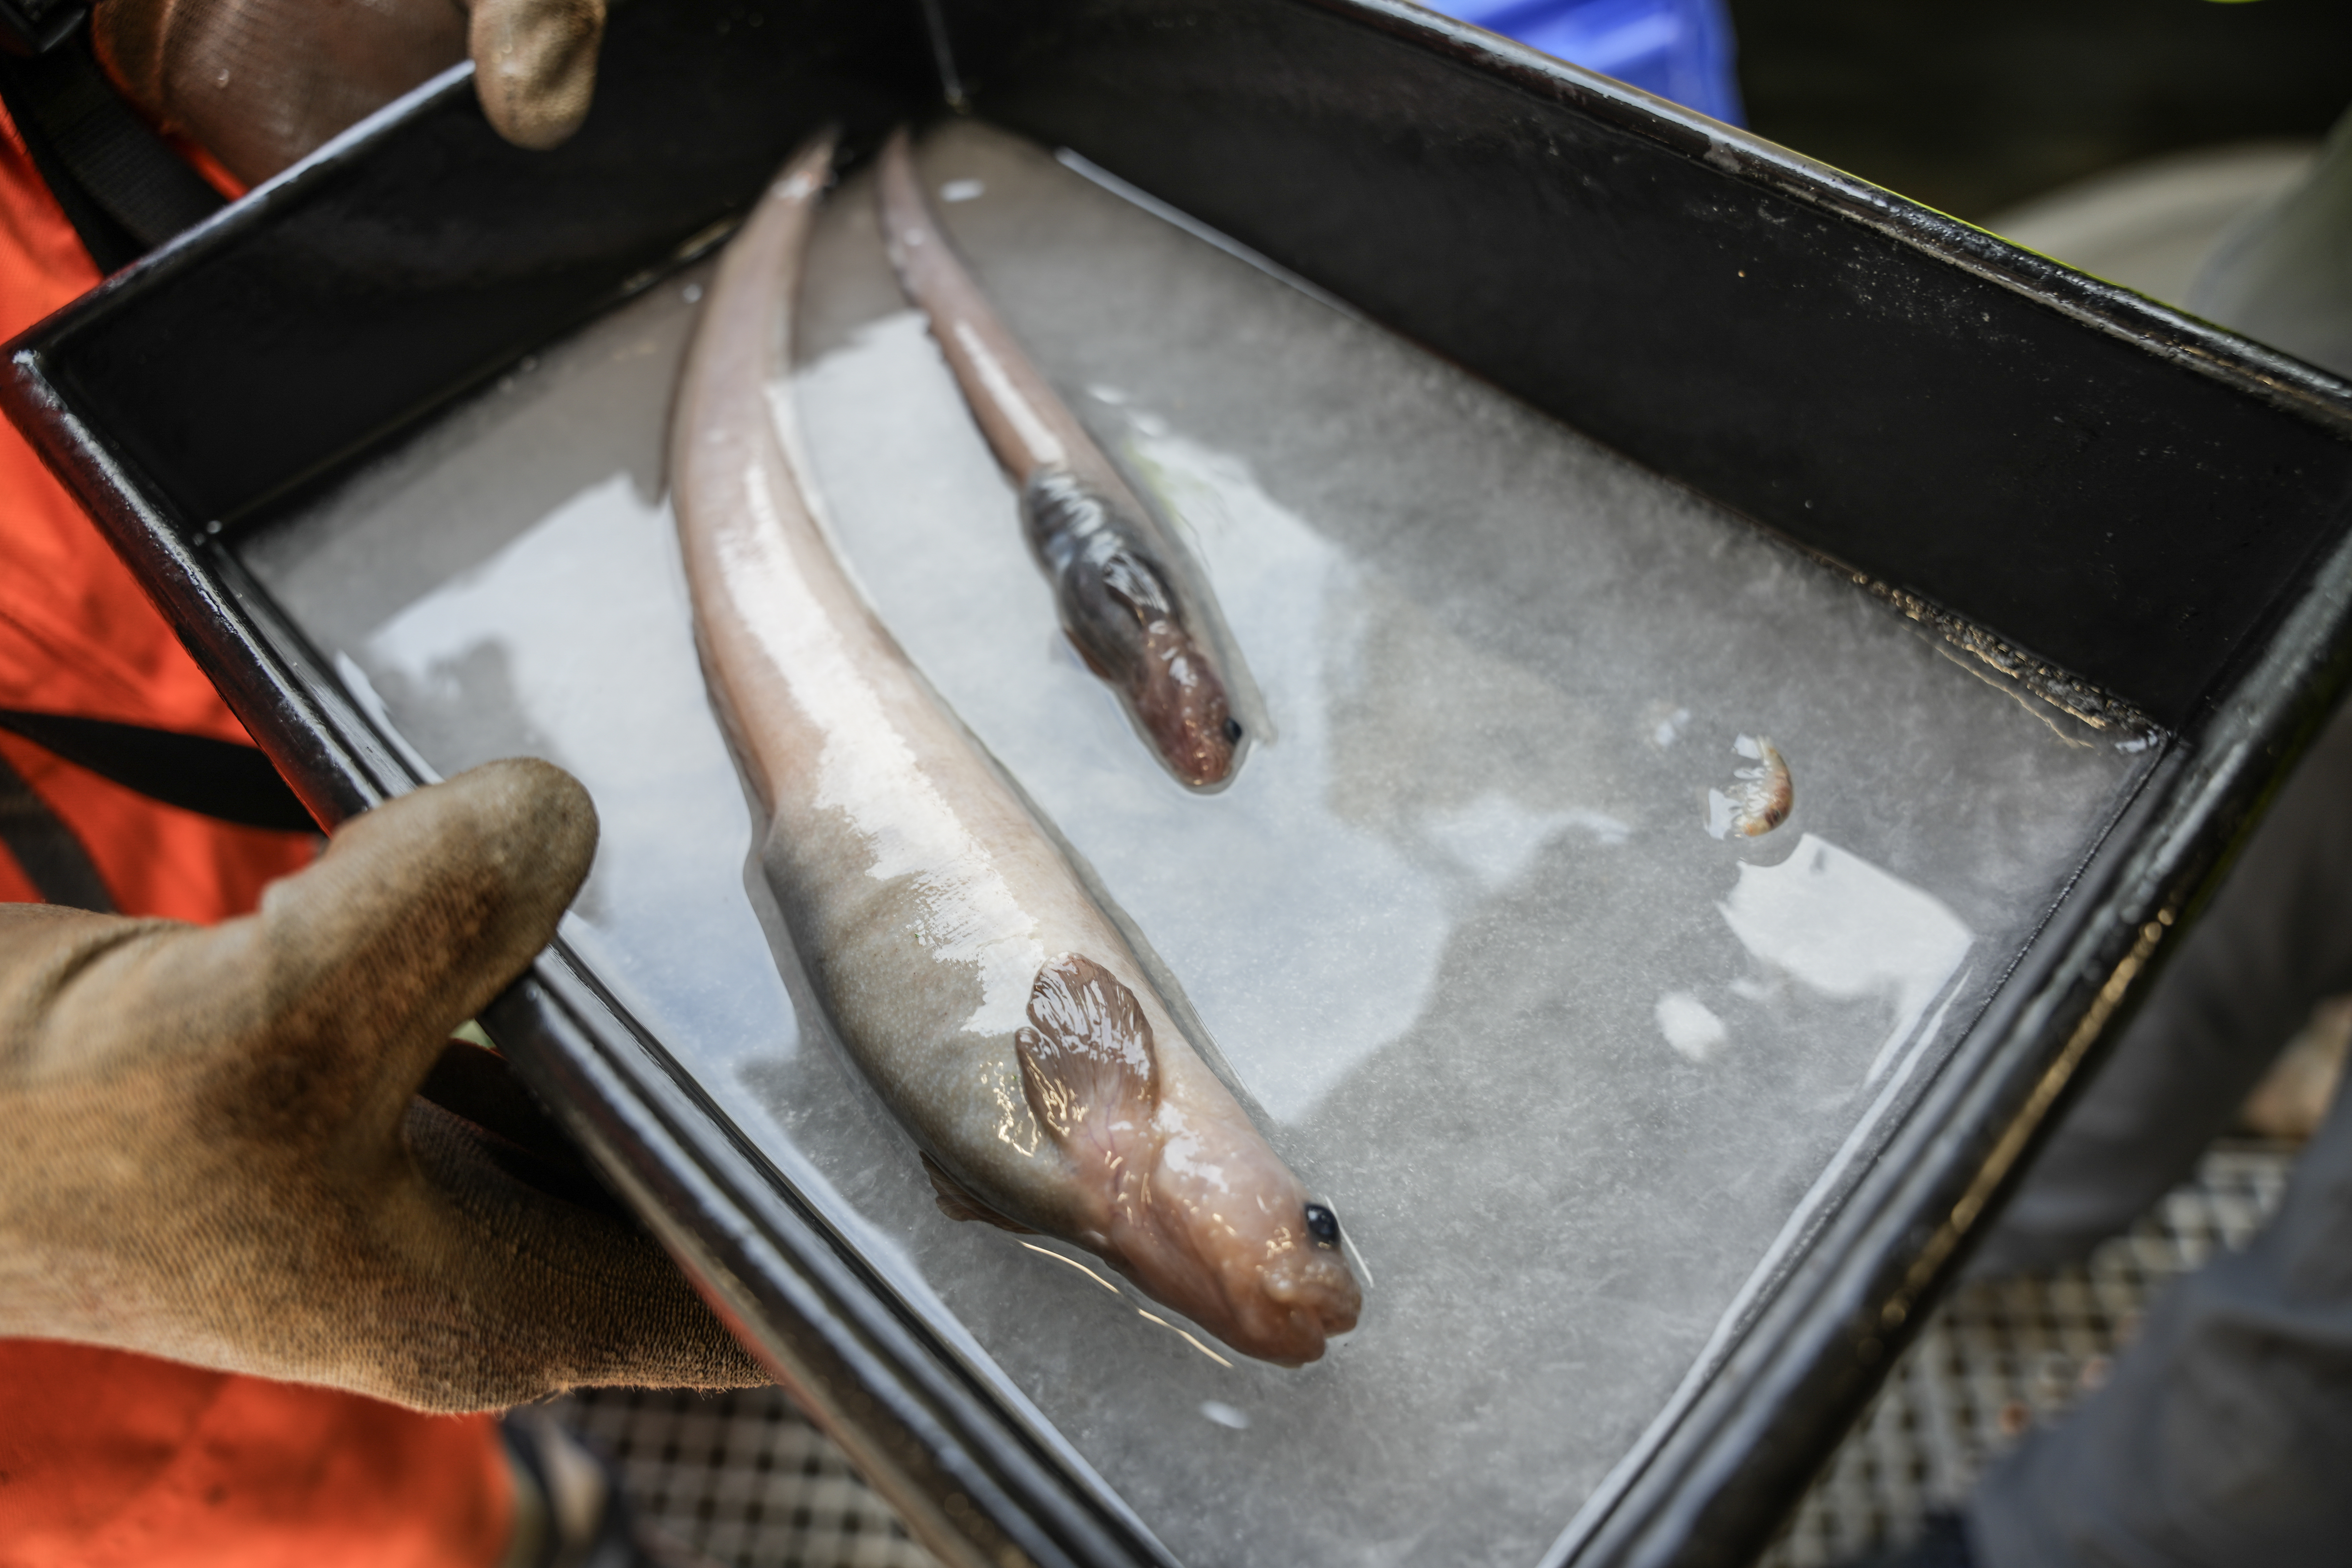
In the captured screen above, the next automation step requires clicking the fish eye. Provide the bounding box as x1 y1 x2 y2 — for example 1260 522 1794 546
1223 717 1243 744
1304 1203 1339 1247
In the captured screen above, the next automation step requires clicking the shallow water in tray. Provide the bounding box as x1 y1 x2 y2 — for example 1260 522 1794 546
243 121 2159 1568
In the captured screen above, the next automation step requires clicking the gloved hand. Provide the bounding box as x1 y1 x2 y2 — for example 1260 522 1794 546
92 0 603 186
0 757 767 1413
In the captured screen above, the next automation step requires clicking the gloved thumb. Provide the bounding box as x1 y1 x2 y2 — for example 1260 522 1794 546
463 0 603 151
200 755 597 1147
0 758 769 1409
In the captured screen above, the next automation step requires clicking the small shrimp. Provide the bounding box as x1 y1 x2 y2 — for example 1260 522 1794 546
1706 735 1793 838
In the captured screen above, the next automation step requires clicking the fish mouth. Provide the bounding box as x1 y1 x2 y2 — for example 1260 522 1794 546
1106 1213 1361 1365
1238 1261 1363 1365
1269 1269 1362 1329
1240 1304 1356 1368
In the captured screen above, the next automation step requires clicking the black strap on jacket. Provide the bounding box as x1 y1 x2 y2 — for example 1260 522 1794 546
0 746 112 908
0 32 597 1193
0 28 303 860
0 8 226 273
0 710 315 830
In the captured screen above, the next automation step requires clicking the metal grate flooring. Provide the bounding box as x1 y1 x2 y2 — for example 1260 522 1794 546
1756 1139 2297 1567
554 1386 938 1568
555 1141 2297 1568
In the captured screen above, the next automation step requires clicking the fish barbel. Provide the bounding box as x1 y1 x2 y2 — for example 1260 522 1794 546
671 133 1360 1365
876 127 1245 789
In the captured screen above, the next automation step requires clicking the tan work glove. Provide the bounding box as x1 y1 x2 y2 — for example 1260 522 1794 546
93 0 603 186
0 757 766 1413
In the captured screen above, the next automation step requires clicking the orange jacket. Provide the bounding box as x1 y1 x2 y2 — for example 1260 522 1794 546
0 95 513 1568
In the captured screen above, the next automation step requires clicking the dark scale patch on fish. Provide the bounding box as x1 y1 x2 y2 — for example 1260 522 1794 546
1021 467 1182 683
1018 468 1238 785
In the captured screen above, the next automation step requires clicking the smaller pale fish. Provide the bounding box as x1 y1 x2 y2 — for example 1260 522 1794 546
876 126 1246 789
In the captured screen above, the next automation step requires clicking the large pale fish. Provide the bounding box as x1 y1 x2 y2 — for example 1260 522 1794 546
877 127 1246 790
671 133 1361 1365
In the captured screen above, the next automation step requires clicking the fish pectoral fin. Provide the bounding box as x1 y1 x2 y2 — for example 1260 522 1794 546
922 1152 1036 1234
1015 953 1161 1156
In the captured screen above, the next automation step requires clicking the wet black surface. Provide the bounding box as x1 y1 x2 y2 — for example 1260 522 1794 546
1731 0 2352 219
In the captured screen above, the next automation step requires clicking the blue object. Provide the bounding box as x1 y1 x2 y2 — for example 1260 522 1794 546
1422 0 1744 125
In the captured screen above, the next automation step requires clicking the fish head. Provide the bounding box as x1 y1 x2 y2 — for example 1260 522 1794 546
1025 474 1239 788
1016 953 1357 1364
1106 1101 1362 1365
1133 621 1240 787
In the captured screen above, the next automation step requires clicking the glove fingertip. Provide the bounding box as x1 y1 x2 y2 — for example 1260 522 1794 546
267 757 599 1017
488 92 593 153
471 0 604 152
478 756 599 894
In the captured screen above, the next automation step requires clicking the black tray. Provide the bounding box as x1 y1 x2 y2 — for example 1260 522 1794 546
9 3 2352 1564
